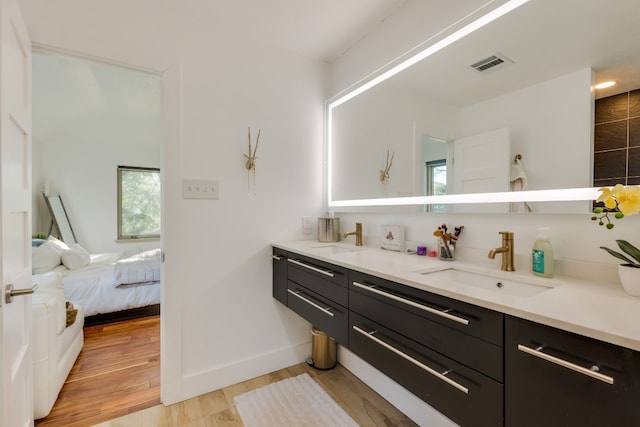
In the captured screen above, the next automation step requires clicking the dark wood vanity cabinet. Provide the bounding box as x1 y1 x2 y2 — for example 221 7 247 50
283 253 349 345
272 248 288 305
273 248 640 427
348 271 504 426
505 316 640 427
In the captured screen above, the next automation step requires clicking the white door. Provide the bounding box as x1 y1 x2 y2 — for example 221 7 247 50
453 127 510 213
0 0 33 425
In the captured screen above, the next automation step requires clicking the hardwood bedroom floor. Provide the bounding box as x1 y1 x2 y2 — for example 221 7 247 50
35 315 161 427
94 362 417 427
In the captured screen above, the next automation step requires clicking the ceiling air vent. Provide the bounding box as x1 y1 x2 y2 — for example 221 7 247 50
470 53 513 73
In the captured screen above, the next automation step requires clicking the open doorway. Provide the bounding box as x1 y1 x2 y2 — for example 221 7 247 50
31 50 163 425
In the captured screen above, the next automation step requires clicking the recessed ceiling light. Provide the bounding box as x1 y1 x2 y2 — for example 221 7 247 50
595 81 616 89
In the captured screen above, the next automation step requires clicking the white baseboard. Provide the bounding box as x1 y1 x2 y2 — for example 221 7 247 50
338 346 458 427
180 341 311 402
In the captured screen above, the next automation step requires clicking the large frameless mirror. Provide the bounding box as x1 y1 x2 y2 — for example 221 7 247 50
327 0 638 212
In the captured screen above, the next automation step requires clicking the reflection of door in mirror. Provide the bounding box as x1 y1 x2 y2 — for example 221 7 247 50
453 128 510 213
43 193 77 245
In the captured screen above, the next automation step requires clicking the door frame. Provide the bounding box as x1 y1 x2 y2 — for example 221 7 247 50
29 45 184 405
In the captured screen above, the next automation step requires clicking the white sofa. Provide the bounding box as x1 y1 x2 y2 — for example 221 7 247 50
32 272 84 419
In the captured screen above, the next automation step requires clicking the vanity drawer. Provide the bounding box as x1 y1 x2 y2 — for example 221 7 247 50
287 281 348 345
287 254 348 306
505 316 640 426
272 247 288 305
350 284 503 381
349 271 503 346
350 312 503 427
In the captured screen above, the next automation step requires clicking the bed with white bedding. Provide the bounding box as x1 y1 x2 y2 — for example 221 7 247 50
55 249 161 317
33 237 161 317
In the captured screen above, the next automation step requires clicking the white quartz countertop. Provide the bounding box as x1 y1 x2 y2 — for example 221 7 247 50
273 240 640 352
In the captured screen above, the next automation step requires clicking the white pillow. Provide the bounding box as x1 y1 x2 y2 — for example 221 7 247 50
61 244 90 270
46 235 70 252
32 242 63 274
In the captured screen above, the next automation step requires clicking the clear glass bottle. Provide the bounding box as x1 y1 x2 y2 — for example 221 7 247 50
532 228 554 278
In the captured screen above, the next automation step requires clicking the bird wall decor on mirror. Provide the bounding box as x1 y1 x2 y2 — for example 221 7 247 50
244 126 261 193
379 150 394 184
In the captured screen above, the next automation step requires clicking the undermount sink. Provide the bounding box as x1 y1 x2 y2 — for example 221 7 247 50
308 245 360 255
419 268 554 298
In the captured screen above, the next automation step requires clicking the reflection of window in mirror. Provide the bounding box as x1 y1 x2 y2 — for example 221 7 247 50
422 135 449 212
426 160 447 212
117 166 161 240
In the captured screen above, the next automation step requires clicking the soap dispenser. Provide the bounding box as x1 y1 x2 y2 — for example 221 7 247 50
532 228 554 278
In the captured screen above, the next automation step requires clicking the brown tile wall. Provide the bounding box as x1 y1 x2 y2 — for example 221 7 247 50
594 89 640 186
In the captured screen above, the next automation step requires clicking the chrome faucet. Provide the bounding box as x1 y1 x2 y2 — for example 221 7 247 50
488 231 515 271
343 222 363 246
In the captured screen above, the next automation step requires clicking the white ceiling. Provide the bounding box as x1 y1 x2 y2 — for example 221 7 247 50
161 0 408 62
20 0 410 63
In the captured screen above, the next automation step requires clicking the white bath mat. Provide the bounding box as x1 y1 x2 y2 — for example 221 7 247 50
234 373 359 427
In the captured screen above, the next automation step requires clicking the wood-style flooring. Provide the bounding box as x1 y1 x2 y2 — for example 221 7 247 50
94 362 418 427
35 315 161 427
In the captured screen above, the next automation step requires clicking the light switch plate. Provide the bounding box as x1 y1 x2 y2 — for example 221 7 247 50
183 179 219 199
302 216 312 235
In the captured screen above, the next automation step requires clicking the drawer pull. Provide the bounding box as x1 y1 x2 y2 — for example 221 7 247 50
353 325 469 394
517 344 614 385
352 281 469 326
287 289 335 317
288 259 335 278
272 255 282 261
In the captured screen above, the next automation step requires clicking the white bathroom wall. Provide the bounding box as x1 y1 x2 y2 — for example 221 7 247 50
20 0 326 403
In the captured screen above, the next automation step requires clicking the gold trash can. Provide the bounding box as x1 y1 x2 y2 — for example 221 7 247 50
310 327 337 370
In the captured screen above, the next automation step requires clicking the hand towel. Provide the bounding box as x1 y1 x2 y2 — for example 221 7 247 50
510 158 533 212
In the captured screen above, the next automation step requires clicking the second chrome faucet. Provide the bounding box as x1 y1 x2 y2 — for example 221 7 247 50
488 231 515 271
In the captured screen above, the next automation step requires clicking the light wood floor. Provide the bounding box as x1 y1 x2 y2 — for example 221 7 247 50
94 362 417 427
35 315 161 427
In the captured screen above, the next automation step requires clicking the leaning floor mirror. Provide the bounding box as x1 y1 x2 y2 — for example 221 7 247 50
43 193 78 245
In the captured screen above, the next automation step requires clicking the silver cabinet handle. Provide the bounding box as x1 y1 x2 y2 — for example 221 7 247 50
287 289 335 317
272 255 282 261
5 284 38 304
288 258 335 278
352 281 469 326
517 344 614 385
353 325 469 394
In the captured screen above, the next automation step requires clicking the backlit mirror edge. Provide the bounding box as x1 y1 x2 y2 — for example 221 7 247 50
328 187 600 208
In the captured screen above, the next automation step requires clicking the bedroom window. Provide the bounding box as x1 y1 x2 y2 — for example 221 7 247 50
118 166 161 240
